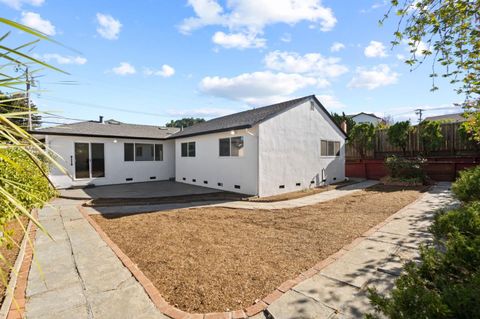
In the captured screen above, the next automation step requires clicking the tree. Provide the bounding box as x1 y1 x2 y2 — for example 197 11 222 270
0 91 41 129
383 0 480 143
348 123 376 159
387 121 411 155
419 120 443 155
382 0 479 109
330 112 356 136
166 117 205 128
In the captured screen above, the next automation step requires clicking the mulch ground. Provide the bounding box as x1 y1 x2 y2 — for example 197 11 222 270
91 184 427 313
0 216 28 305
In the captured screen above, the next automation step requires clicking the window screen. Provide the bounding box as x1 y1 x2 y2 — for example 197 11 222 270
135 144 154 161
327 141 335 156
124 143 134 161
320 140 327 156
181 143 188 157
154 144 163 161
334 141 340 156
219 138 230 156
188 142 196 157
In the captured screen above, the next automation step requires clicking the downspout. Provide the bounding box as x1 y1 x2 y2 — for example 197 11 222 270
246 127 260 197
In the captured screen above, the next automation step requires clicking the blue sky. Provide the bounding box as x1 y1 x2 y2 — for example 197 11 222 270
0 0 463 126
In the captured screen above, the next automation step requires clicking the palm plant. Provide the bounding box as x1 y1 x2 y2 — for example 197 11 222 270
0 17 67 301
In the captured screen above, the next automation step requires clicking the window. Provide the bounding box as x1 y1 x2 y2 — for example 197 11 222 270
124 143 134 161
124 143 163 161
320 140 341 157
135 144 154 161
154 144 163 161
181 142 196 157
219 136 244 157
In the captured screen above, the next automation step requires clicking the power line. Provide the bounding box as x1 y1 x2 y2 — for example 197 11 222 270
37 95 167 117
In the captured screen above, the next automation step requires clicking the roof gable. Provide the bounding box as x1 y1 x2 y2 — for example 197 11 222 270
169 95 347 139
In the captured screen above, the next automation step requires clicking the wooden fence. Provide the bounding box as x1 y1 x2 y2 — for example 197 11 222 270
346 122 479 160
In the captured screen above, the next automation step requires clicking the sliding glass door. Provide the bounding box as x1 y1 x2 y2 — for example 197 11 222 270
74 142 105 179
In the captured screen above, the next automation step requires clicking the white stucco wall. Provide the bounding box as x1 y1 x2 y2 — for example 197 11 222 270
258 100 346 197
351 113 382 125
45 135 175 189
174 128 258 195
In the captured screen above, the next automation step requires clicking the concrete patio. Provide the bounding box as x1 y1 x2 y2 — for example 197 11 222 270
59 180 222 200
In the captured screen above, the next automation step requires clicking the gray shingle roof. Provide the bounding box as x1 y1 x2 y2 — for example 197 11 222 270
34 119 179 140
424 113 466 122
169 95 345 139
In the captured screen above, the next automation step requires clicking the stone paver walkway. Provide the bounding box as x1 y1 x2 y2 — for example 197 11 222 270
85 180 379 215
24 182 455 319
25 198 167 319
266 182 455 319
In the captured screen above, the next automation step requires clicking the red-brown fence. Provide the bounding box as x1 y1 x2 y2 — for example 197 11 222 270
346 158 480 181
346 122 479 160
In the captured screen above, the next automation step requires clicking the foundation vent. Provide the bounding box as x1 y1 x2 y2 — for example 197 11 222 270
234 185 241 189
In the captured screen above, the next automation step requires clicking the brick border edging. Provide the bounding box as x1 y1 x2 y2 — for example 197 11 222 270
78 186 432 319
5 211 38 319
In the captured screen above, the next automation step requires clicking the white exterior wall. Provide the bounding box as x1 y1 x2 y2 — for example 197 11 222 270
258 100 346 197
174 128 258 195
351 114 381 125
46 135 175 189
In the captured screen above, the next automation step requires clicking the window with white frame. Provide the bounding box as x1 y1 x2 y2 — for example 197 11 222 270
181 142 196 157
320 140 340 157
219 136 244 157
124 143 163 161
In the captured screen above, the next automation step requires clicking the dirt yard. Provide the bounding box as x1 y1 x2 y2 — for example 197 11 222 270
92 184 426 313
0 216 27 305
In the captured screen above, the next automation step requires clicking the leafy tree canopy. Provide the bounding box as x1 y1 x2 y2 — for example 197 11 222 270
387 121 411 155
165 117 205 128
382 0 479 109
330 112 356 136
348 123 376 158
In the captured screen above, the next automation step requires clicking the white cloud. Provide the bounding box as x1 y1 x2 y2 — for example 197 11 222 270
20 12 55 35
0 0 43 10
143 64 175 77
180 0 336 49
330 42 345 52
364 40 388 58
404 39 430 56
316 94 345 109
280 33 291 43
167 107 237 118
40 53 87 65
264 50 348 79
96 13 122 40
212 31 265 49
348 64 399 90
111 62 136 75
200 71 317 105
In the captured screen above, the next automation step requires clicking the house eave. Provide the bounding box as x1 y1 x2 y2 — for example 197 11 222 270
30 131 170 141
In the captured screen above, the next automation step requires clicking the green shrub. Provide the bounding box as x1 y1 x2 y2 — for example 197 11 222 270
348 123 376 158
367 202 480 319
419 120 443 155
0 148 56 224
387 121 411 155
452 165 480 203
384 155 426 180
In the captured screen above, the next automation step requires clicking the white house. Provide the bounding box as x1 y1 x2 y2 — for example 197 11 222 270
348 112 384 125
34 95 347 197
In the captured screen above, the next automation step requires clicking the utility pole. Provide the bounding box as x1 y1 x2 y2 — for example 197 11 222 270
25 66 32 131
415 108 423 123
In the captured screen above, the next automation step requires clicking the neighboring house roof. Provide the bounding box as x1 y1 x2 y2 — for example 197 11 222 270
33 119 179 140
170 95 347 139
33 95 347 140
424 112 466 123
347 112 383 120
